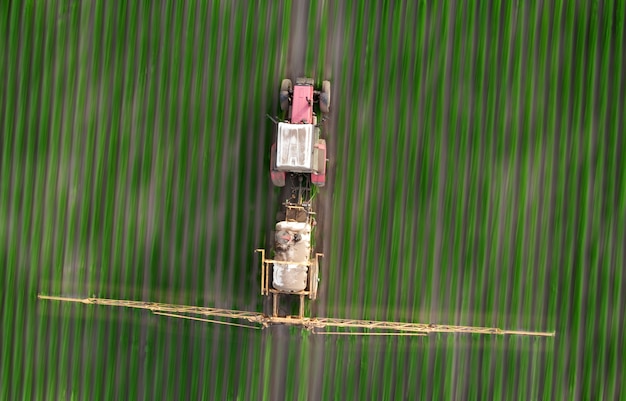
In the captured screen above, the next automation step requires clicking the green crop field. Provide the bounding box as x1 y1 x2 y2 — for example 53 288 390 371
2 1 625 400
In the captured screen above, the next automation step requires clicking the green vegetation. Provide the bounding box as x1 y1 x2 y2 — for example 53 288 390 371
2 1 624 399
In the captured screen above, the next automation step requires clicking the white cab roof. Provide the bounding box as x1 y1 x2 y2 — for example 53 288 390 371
276 122 314 171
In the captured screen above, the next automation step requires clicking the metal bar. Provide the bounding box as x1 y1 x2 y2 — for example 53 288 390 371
268 289 310 295
38 295 556 337
265 113 279 124
313 331 427 337
153 312 261 329
262 256 266 295
262 258 314 266
37 295 266 322
306 317 556 337
255 249 266 295
272 293 278 317
308 261 314 300
495 330 557 337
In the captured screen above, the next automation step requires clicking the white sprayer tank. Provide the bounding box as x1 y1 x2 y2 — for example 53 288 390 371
272 221 311 292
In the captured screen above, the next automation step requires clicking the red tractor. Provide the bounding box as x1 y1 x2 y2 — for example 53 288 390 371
270 78 330 188
259 77 330 316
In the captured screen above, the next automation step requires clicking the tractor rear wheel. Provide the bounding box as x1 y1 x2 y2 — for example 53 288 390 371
280 79 292 111
270 143 286 187
320 80 331 113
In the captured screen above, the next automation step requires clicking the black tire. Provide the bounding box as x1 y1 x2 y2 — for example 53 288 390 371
320 80 331 113
281 79 292 92
280 79 292 111
270 144 286 187
280 91 289 111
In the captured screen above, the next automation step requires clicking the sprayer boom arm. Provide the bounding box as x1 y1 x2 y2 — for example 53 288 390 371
38 295 555 337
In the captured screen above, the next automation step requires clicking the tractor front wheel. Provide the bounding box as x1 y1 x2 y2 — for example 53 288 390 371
280 79 292 111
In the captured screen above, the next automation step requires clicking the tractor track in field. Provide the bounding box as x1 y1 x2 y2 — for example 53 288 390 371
265 2 312 400
306 2 347 400
265 1 345 400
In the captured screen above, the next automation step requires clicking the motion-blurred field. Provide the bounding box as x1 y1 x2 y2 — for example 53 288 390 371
2 1 624 400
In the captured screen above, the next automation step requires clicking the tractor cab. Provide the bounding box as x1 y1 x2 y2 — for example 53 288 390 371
271 77 330 188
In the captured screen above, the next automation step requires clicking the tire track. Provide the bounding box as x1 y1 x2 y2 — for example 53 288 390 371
265 1 346 398
266 1 313 400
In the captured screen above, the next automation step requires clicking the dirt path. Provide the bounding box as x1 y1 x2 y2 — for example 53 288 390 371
265 1 346 399
304 1 348 399
286 0 310 78
265 2 311 400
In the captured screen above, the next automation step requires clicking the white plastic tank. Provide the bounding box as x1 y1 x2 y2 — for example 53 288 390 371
272 221 311 292
273 263 308 292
